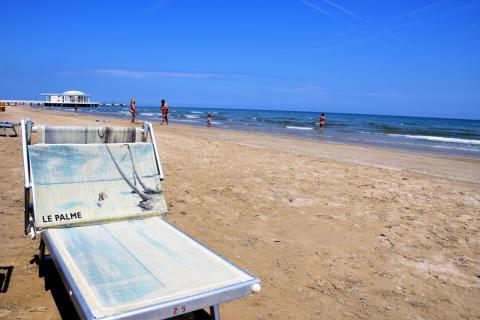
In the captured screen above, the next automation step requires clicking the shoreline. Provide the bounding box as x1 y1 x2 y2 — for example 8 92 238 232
34 105 480 159
7 106 479 184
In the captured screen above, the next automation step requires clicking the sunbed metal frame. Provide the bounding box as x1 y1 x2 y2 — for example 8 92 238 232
0 121 19 137
20 119 260 320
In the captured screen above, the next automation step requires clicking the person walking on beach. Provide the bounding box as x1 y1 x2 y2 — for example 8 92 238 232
130 98 137 123
319 113 326 135
207 113 212 127
161 99 169 125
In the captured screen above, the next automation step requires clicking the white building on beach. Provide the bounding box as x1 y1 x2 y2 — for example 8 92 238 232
41 90 98 107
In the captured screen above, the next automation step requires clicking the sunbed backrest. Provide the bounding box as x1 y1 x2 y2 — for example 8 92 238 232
35 125 145 144
28 143 167 229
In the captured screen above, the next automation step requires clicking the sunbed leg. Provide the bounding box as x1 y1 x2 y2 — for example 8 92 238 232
29 218 36 239
24 189 30 235
39 239 45 263
38 239 46 276
209 305 220 320
142 122 149 142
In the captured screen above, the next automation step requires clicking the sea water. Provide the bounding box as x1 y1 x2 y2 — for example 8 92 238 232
39 105 480 158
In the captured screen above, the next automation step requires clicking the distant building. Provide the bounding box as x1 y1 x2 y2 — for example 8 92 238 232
41 90 98 107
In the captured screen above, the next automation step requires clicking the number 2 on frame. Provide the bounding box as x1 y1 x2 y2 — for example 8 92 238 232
172 305 187 315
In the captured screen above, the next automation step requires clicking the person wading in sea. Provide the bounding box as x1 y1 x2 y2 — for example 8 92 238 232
130 98 137 123
207 113 212 127
319 113 326 135
161 99 169 125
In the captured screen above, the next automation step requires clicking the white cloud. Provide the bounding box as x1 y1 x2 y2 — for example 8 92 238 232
300 0 348 25
322 0 368 24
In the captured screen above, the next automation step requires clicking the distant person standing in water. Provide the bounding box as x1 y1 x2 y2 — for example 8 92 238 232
130 98 137 123
207 113 212 127
319 113 326 135
161 99 169 125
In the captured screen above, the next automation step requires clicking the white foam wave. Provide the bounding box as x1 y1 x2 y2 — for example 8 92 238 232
286 126 314 131
141 113 159 116
185 114 200 119
176 119 200 123
431 145 480 152
190 111 204 114
389 134 480 145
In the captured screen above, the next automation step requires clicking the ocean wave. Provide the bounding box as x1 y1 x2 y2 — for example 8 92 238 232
176 119 200 123
190 111 204 114
141 113 159 117
431 145 480 152
185 114 200 119
389 134 480 145
286 126 314 131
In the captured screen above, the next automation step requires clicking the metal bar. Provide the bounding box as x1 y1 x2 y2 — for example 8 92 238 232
101 279 256 320
39 239 45 263
38 239 46 276
20 120 30 188
210 305 220 320
148 122 164 180
142 122 149 142
24 189 29 235
21 120 31 235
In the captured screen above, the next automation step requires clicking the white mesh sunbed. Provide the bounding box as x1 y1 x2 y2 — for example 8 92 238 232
21 120 261 319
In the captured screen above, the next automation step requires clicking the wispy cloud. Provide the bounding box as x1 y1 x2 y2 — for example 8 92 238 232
299 0 398 50
300 0 348 25
395 0 450 21
145 0 173 14
322 0 368 24
94 69 248 79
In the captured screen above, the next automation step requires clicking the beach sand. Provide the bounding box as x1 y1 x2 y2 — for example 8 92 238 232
1 106 479 319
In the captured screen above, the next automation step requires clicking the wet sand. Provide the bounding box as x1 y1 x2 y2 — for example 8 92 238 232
1 106 479 319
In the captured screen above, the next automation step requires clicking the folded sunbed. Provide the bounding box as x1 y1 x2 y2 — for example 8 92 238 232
21 120 261 320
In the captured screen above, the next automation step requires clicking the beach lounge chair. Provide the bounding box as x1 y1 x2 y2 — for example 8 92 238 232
21 119 261 320
0 121 19 137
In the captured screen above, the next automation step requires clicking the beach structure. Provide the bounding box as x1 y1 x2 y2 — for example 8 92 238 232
40 90 99 107
21 120 260 319
0 122 19 137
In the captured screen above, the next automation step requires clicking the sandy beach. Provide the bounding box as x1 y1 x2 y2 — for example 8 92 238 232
1 106 479 319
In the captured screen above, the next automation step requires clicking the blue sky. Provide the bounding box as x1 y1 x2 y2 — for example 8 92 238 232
1 0 479 119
